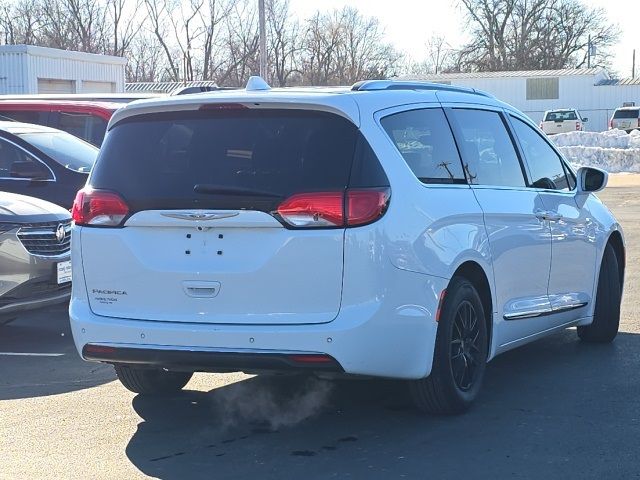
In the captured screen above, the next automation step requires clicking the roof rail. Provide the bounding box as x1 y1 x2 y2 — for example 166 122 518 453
351 80 493 98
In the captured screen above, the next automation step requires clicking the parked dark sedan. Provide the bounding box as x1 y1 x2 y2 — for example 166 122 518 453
0 121 97 209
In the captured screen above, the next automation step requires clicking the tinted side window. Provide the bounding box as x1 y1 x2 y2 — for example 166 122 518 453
0 110 46 124
57 112 108 146
450 109 525 187
380 108 465 184
0 138 52 180
510 117 571 191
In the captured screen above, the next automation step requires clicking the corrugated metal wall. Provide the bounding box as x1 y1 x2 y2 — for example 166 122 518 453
0 52 28 94
439 75 640 132
26 54 124 93
0 48 125 95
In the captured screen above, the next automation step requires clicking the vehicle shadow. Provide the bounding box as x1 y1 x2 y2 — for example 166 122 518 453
0 303 114 400
125 330 640 480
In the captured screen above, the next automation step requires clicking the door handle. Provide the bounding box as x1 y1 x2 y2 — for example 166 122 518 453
534 210 563 222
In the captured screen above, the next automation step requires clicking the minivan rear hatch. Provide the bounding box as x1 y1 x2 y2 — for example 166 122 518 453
79 107 387 325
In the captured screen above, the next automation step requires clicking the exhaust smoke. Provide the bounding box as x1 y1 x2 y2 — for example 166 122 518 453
212 376 334 430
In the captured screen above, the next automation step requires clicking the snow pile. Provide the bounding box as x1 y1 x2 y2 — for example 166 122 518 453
550 130 640 173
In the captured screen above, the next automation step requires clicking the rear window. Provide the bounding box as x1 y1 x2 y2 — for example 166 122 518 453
613 109 640 119
544 110 578 122
90 109 370 212
19 131 98 173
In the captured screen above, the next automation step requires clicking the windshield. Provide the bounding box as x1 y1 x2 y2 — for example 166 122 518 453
544 110 578 122
613 109 640 119
18 132 98 173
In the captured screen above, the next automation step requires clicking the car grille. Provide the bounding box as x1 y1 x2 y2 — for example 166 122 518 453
17 221 72 257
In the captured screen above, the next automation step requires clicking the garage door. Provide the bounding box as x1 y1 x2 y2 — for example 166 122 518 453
37 78 75 94
81 81 115 93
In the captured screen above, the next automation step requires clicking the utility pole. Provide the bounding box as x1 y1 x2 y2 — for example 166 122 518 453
258 0 267 80
633 49 636 78
587 35 591 68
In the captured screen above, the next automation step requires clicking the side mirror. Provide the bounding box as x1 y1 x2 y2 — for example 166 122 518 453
582 117 589 122
577 167 607 193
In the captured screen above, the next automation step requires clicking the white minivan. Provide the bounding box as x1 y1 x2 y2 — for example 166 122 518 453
70 79 624 414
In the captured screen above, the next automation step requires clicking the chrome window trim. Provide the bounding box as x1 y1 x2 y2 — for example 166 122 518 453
0 136 56 182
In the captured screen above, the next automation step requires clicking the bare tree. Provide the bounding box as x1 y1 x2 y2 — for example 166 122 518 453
125 32 164 81
107 0 141 56
198 0 233 80
143 0 181 80
300 7 400 85
266 0 299 86
457 0 619 71
0 0 42 45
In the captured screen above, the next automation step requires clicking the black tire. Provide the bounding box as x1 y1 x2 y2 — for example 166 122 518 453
410 277 488 415
114 364 193 394
577 244 621 343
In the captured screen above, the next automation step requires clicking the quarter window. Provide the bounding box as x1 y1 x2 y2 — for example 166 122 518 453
380 108 465 184
0 138 52 180
57 112 108 146
510 117 572 191
450 109 526 187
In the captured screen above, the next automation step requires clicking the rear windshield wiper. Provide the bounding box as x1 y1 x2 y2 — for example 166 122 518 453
193 184 284 199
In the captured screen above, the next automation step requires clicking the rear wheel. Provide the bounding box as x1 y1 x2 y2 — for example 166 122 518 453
114 365 193 394
577 244 621 343
410 277 488 415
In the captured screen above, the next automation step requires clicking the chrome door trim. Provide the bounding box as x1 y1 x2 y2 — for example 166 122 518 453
504 301 588 320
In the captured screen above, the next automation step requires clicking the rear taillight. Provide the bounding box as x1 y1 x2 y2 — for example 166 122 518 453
72 188 130 227
276 188 390 228
539 122 543 129
637 118 640 128
576 121 581 131
609 119 613 129
276 192 344 227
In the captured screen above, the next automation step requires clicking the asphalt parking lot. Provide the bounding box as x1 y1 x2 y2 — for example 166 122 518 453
2 179 640 480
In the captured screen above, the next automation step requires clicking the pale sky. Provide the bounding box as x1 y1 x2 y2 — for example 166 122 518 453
289 0 640 78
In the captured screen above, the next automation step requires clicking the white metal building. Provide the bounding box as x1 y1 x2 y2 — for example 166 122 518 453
408 69 640 132
0 45 126 95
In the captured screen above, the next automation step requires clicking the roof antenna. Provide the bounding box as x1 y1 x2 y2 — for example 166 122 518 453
246 76 271 91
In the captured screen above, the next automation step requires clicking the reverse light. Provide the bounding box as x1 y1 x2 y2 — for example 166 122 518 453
276 188 390 228
72 188 130 227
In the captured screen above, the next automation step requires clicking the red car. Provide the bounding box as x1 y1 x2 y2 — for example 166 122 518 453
0 100 120 146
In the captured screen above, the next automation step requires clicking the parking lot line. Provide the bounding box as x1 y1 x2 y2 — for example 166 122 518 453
0 352 64 357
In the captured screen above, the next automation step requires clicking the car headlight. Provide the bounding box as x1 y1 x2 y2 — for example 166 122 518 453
0 223 19 234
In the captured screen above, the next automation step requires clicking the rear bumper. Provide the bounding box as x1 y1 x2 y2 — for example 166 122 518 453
70 267 446 380
82 343 343 373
